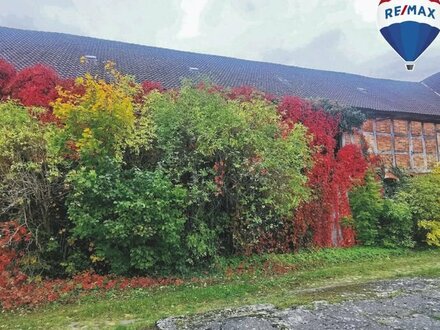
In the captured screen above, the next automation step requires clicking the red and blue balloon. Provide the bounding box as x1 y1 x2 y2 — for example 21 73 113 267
377 0 440 70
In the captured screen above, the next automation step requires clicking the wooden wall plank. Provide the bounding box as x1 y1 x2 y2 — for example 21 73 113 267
408 121 414 169
436 123 440 162
390 119 397 167
372 119 378 154
421 123 428 170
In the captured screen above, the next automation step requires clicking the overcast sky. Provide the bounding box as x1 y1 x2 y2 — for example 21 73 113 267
1 0 439 81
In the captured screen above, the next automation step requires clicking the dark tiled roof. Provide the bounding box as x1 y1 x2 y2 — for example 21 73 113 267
1 26 439 118
422 73 440 95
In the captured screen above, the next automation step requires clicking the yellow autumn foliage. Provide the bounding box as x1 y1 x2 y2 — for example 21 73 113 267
416 164 440 247
419 221 440 247
52 63 139 160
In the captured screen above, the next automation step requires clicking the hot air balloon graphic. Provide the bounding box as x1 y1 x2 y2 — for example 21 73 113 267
377 0 440 70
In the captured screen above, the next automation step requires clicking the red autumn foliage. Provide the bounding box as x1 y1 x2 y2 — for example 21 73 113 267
0 59 16 97
133 80 165 103
0 222 185 310
197 82 224 95
0 221 31 309
0 221 31 273
279 96 339 151
227 86 255 101
141 80 165 94
0 269 185 311
278 97 368 249
227 85 276 102
0 221 187 310
58 78 86 98
9 64 60 108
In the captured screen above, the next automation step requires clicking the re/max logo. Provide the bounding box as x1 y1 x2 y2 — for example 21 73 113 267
385 5 436 19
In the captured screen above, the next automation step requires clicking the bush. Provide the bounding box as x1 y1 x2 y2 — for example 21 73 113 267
398 164 440 246
349 171 383 246
67 165 187 274
0 102 66 275
9 64 59 108
53 68 140 163
418 221 440 247
0 59 16 97
399 171 440 223
53 67 179 274
380 199 415 248
149 85 311 257
350 171 414 248
54 74 311 272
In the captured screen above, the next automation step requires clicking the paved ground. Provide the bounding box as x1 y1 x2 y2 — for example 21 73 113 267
156 278 440 330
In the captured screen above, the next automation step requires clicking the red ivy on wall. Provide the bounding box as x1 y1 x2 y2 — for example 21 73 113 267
278 96 368 248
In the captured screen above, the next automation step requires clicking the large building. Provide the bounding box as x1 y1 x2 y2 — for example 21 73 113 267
1 26 439 172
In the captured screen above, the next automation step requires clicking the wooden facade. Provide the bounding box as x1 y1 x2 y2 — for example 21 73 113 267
343 118 440 172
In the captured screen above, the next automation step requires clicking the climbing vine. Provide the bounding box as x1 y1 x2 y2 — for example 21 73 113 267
278 96 368 248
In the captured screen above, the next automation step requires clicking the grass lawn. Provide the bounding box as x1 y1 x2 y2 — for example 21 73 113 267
1 247 440 329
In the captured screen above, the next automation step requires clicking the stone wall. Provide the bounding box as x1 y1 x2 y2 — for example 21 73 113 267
343 118 440 172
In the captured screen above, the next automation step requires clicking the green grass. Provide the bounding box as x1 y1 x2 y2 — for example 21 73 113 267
1 247 440 329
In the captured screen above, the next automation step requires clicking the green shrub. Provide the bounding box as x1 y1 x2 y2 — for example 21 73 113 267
54 74 311 270
380 199 415 248
148 85 311 257
398 173 440 223
398 166 440 246
1 70 351 277
0 102 67 275
349 171 383 246
52 68 165 274
67 163 187 274
350 171 415 248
